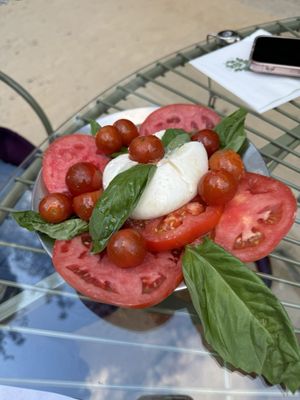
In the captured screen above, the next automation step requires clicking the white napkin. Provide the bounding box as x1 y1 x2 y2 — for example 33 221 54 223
190 29 300 113
0 385 78 400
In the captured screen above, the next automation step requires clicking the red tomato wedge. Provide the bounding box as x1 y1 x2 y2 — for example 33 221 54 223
42 134 109 194
52 234 183 308
128 201 223 252
139 104 221 136
214 172 297 262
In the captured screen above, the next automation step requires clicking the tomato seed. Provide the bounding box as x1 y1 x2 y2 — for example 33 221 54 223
141 273 166 294
257 205 282 225
186 202 204 216
81 234 92 248
234 230 265 249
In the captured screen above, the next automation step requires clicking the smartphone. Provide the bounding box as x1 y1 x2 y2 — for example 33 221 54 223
249 35 300 77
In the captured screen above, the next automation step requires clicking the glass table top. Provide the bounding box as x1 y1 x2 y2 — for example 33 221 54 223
1 16 300 400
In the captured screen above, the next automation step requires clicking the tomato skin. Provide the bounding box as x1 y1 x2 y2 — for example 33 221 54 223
39 193 73 223
198 170 238 206
214 172 297 262
107 229 146 268
65 162 102 196
128 135 164 164
72 189 102 221
95 125 122 155
113 119 139 146
191 129 220 157
209 149 245 182
129 201 223 252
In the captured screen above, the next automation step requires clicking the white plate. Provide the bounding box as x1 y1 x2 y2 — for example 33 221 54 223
32 106 269 290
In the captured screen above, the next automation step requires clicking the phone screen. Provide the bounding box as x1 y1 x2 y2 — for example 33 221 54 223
251 36 300 67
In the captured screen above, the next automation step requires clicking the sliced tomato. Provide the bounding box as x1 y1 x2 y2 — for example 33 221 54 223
52 234 183 308
43 134 109 194
139 104 221 136
214 172 297 262
128 201 223 252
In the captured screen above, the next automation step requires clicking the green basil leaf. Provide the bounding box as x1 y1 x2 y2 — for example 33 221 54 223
12 211 88 240
89 163 156 253
161 128 191 152
183 238 300 393
165 133 191 152
89 119 101 136
215 108 248 153
111 146 128 158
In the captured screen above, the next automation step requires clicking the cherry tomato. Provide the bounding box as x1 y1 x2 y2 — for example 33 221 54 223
198 170 238 206
39 193 73 223
209 149 245 182
128 135 164 163
191 129 220 157
65 162 102 196
95 125 122 155
72 189 102 221
128 201 223 252
214 172 297 262
107 229 146 268
113 119 139 146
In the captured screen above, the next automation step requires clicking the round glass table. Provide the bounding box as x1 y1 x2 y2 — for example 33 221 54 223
0 17 300 400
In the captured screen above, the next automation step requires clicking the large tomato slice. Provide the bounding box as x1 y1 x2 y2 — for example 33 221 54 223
139 104 220 136
128 201 223 252
214 172 297 262
42 134 109 194
52 234 183 308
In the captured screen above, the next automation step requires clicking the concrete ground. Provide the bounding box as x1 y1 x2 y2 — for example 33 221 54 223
0 0 299 146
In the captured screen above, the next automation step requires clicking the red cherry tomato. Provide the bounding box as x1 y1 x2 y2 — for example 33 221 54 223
52 234 183 308
128 201 223 252
39 193 73 223
65 162 102 196
107 229 146 268
209 149 245 182
191 129 220 157
113 119 139 146
95 125 122 155
214 172 297 262
198 170 238 206
72 189 102 221
128 135 164 163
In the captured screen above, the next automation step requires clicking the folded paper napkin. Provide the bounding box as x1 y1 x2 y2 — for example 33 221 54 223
190 29 300 113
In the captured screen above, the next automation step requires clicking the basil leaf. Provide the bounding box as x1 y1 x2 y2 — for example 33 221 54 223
12 211 88 240
165 133 191 152
161 128 191 152
183 238 300 393
89 119 101 136
111 146 128 158
89 164 156 253
215 108 248 153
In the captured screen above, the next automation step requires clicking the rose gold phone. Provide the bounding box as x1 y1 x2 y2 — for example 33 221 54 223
249 35 300 77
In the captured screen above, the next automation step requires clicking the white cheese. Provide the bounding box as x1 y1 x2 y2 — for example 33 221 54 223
102 136 208 219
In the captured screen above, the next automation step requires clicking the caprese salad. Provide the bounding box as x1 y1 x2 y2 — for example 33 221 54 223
13 104 300 392
13 104 296 308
